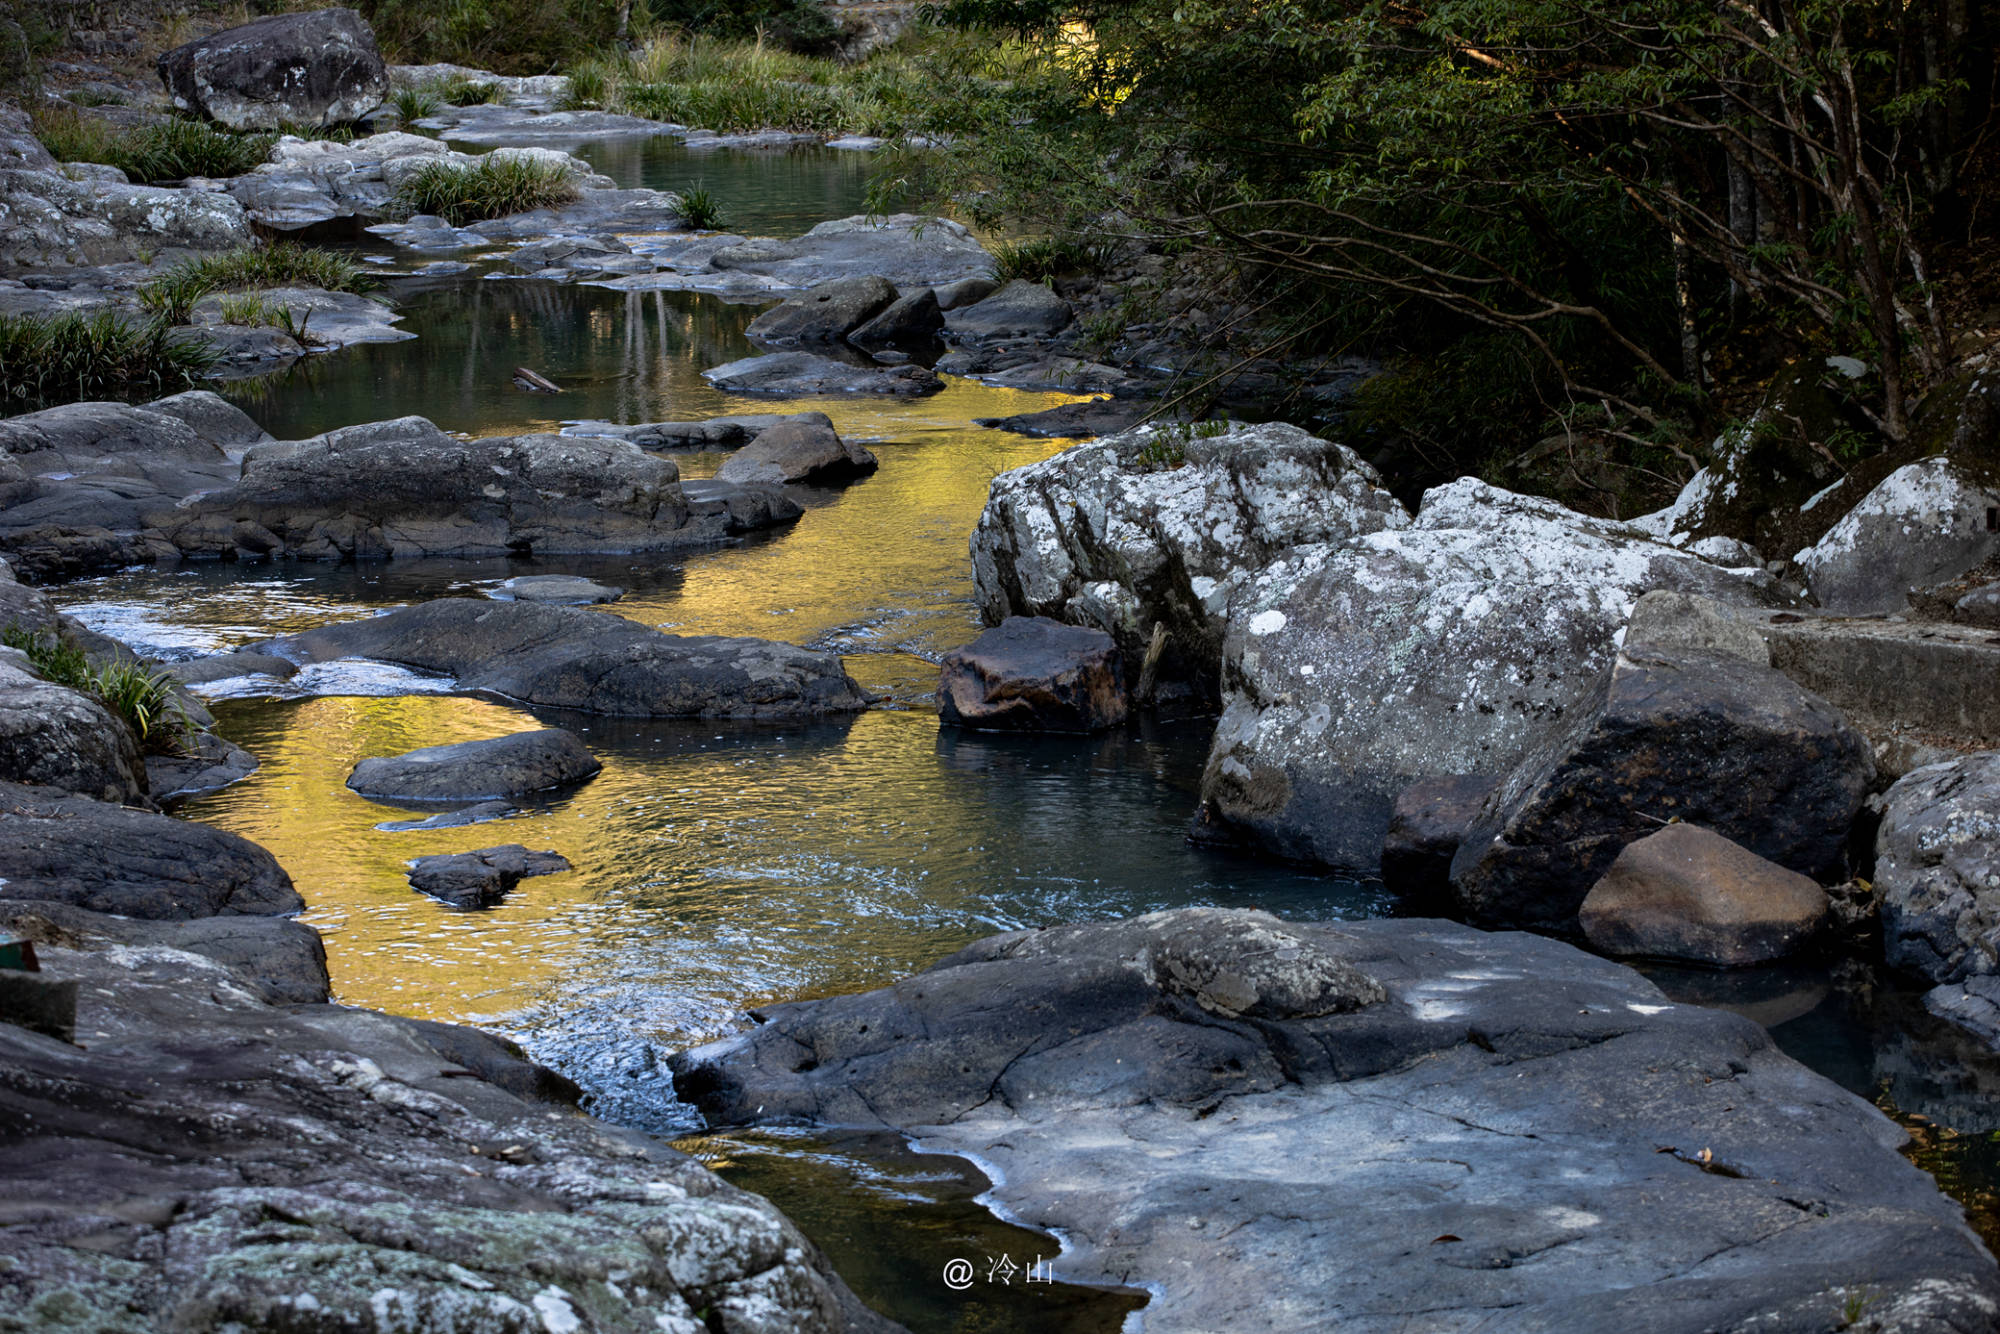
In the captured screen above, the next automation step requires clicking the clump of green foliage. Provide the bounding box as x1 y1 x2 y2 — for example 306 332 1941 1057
392 86 443 123
139 243 375 325
435 75 503 105
389 154 580 225
358 0 619 74
675 182 725 230
30 106 275 182
1 626 191 751
989 237 1111 285
0 312 217 410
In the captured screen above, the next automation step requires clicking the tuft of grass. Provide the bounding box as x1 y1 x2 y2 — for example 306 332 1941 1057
990 237 1114 285
674 181 725 230
435 75 503 105
389 154 580 225
30 106 275 182
217 292 275 326
391 86 443 123
555 35 926 134
139 243 375 325
557 60 614 111
65 88 128 108
1 625 192 751
0 312 218 410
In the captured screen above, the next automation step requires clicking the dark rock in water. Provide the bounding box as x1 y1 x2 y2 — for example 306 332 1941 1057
1578 823 1831 966
0 398 242 548
161 650 300 685
1795 459 2000 613
1925 975 2000 1054
847 287 943 347
0 780 302 919
408 844 570 908
1450 647 1874 934
671 907 2000 1333
157 7 389 130
567 411 834 452
0 940 898 1334
936 616 1127 733
713 420 878 487
376 798 517 831
679 478 805 533
487 574 623 604
264 598 872 718
745 275 898 344
0 898 329 1004
932 276 997 311
943 278 1074 343
145 730 258 802
348 727 602 802
0 651 146 805
1378 774 1499 901
1878 752 2000 984
703 351 944 397
975 397 1157 439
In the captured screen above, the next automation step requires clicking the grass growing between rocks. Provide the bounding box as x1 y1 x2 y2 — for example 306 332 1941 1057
29 106 275 182
389 155 580 225
676 182 725 229
139 243 376 325
1 626 190 751
0 312 217 410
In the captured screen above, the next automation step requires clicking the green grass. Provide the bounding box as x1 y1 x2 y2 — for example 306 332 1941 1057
435 75 503 105
139 243 376 325
389 154 580 225
0 312 218 411
989 237 1114 284
1 626 191 751
675 182 726 230
30 106 275 182
392 86 443 123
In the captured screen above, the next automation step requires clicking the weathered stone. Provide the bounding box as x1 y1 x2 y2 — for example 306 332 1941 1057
1623 589 1771 665
0 898 329 1004
1378 774 1500 903
1878 752 2000 984
1760 613 2000 748
705 214 991 293
1196 481 1785 869
348 727 601 802
713 421 878 487
264 598 872 719
1578 823 1831 966
744 275 898 344
1956 580 2000 627
0 780 301 919
936 616 1127 733
703 351 943 397
408 844 570 908
161 650 299 685
0 650 145 804
847 286 943 347
931 276 997 311
1450 647 1874 934
488 574 623 604
943 278 1074 343
0 168 254 270
157 8 390 131
1795 459 2000 613
566 411 834 452
974 397 1156 439
972 421 1407 706
144 730 258 803
672 908 2000 1334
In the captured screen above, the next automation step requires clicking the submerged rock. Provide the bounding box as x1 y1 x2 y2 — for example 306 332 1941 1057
408 844 570 908
672 907 2000 1333
488 574 624 604
264 598 872 719
712 420 878 487
1578 823 1831 966
157 7 390 130
348 727 602 802
936 616 1127 733
703 351 943 397
1878 752 2000 984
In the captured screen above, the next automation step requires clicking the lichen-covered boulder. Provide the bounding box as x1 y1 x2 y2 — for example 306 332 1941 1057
1194 480 1784 868
0 168 254 270
0 651 146 804
157 7 389 130
1878 752 2000 984
971 421 1408 707
1794 458 2000 613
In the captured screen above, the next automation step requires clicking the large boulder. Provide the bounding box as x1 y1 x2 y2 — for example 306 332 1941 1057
0 169 254 270
971 421 1407 707
1195 481 1785 869
1578 823 1831 966
347 728 601 802
0 898 329 1004
671 908 2000 1333
705 214 992 292
1793 458 2000 613
1878 752 2000 984
712 420 878 487
408 845 570 908
847 287 943 347
936 616 1127 733
1449 647 1874 933
744 276 898 344
263 598 872 719
943 279 1074 343
157 8 390 131
0 780 301 918
0 650 147 805
702 351 943 397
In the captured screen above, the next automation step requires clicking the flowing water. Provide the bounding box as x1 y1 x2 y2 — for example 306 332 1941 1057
42 139 2000 1329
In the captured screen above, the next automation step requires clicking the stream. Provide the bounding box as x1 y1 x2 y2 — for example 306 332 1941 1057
43 135 2000 1331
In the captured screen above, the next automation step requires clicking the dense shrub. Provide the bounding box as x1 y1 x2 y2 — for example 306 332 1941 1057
30 106 275 182
389 154 580 224
139 243 376 325
0 312 217 410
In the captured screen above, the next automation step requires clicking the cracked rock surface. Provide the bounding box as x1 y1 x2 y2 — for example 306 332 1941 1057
671 907 2000 1333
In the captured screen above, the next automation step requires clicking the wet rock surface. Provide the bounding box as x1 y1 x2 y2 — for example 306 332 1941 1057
408 844 571 908
712 420 879 487
348 727 602 802
672 907 2000 1334
156 8 389 130
1578 823 1832 966
0 898 329 1004
943 278 1074 344
936 616 1127 733
0 648 146 805
745 275 898 344
703 351 944 397
1878 752 2000 984
263 598 872 719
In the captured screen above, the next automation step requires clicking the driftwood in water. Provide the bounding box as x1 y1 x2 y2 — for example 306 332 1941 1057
512 367 561 394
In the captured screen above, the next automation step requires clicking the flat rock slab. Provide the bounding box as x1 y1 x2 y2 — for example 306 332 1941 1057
376 798 516 831
712 421 878 487
263 598 871 718
1579 823 1831 966
1759 612 2000 748
974 397 1157 439
348 727 601 802
1 897 328 1004
671 908 2000 1333
408 844 570 908
936 616 1127 732
699 214 992 293
566 412 833 452
487 574 624 604
703 351 943 397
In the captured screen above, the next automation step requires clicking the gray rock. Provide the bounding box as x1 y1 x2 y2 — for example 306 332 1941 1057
189 285 410 351
157 7 390 131
1796 458 2000 613
0 898 329 1004
712 421 878 487
847 286 943 346
264 598 872 718
1449 647 1874 934
679 478 804 533
161 650 299 685
144 729 258 802
1623 589 1771 665
1761 613 2000 748
671 908 2000 1333
931 276 998 311
141 389 271 450
1578 823 1831 966
408 844 571 908
702 351 944 397
488 574 623 604
0 168 254 269
507 233 632 274
1878 752 2000 984
704 213 991 293
194 320 303 366
1378 774 1500 903
566 411 833 452
0 107 57 173
972 421 1406 707
376 799 516 831
943 278 1074 343
0 779 302 918
1924 975 2000 1053
937 350 1139 394
0 651 145 804
974 397 1156 439
744 275 898 344
348 727 601 802
0 940 898 1334
1956 580 2000 627
1194 480 1786 869
937 616 1127 733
